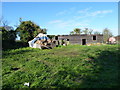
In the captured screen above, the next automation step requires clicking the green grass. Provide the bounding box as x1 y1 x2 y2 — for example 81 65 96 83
2 44 120 88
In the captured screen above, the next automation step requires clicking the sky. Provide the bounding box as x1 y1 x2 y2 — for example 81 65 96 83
2 2 118 37
1 0 119 2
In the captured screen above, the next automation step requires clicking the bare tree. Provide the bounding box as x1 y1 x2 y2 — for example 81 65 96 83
94 31 101 35
89 29 93 35
83 28 89 34
19 17 23 23
0 17 2 26
0 16 8 27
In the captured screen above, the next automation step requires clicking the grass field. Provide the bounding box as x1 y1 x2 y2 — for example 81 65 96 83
2 45 119 88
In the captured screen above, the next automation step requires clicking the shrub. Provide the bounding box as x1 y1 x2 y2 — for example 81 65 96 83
1 26 17 49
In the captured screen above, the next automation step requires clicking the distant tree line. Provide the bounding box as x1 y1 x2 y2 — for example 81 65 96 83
70 27 113 43
70 28 103 35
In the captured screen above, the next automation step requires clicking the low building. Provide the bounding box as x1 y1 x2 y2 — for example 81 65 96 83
114 35 120 44
108 37 116 44
53 34 103 45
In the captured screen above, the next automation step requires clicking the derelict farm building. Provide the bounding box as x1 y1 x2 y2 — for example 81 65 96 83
54 34 103 45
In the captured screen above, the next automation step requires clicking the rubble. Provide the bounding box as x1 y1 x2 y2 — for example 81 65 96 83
28 33 55 49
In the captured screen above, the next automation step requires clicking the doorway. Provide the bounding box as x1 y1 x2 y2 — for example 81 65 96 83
93 35 96 40
82 39 86 45
55 36 58 40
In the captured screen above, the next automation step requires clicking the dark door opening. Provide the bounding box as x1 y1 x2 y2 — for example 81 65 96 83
93 36 96 40
82 39 86 45
55 36 58 40
66 39 69 41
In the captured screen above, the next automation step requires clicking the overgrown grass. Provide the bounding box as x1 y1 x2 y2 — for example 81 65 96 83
2 44 120 88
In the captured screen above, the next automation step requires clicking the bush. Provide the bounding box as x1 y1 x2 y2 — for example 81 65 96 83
1 26 17 50
16 21 47 44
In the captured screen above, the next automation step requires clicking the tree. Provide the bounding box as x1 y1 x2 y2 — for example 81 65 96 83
1 26 17 49
0 17 16 42
74 28 81 34
41 28 47 34
83 28 89 34
16 20 46 43
19 17 23 23
103 28 113 43
47 35 55 39
1 26 16 42
0 16 8 27
70 31 74 35
94 31 101 35
0 17 3 26
89 29 93 35
4 26 14 31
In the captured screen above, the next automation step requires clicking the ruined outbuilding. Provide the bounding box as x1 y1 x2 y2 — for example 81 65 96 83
53 34 103 45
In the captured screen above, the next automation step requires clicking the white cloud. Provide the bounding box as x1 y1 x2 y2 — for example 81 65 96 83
56 7 113 18
48 19 90 30
75 9 113 19
90 10 113 16
78 7 92 14
47 8 114 35
56 7 76 16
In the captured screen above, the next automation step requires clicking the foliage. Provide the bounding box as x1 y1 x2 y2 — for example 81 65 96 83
70 31 74 35
47 35 55 39
82 28 94 35
70 28 94 35
82 28 89 34
103 28 113 43
41 28 47 34
16 20 47 43
74 28 81 34
70 28 82 35
88 29 93 35
2 45 119 88
1 26 17 49
94 31 101 35
1 27 16 41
